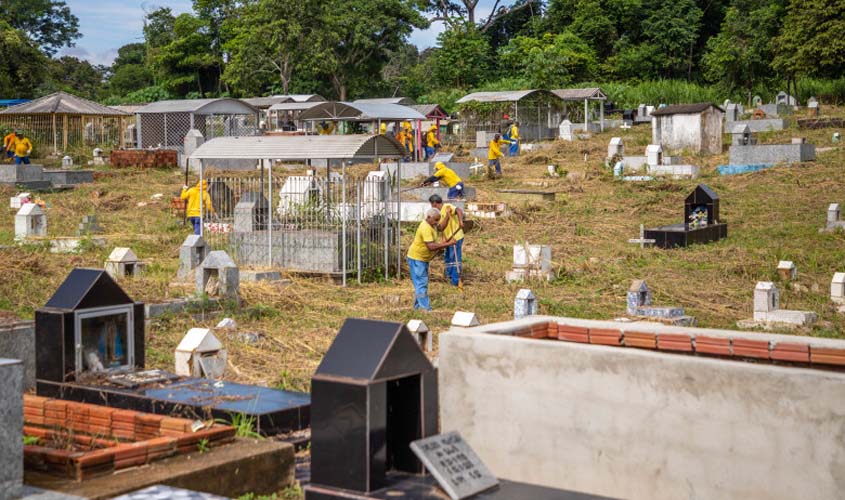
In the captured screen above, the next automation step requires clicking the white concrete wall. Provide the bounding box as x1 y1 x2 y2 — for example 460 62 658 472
657 114 702 153
702 108 724 154
439 317 845 500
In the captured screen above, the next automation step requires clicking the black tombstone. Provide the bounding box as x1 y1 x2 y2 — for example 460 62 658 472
307 318 439 498
644 184 728 248
35 268 144 384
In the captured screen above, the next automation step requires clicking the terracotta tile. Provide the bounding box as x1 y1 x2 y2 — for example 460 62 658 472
770 342 810 362
114 455 147 470
88 406 114 420
623 331 657 349
24 395 50 407
558 324 589 343
160 417 191 432
695 336 732 356
74 449 114 468
810 347 845 366
589 328 621 346
657 333 693 352
546 323 558 339
733 338 770 359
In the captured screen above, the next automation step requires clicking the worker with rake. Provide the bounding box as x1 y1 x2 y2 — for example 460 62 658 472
429 194 464 290
420 161 464 199
407 208 456 311
424 124 440 160
487 133 512 179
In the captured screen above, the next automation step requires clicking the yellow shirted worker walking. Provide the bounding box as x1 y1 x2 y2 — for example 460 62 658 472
4 129 17 161
12 131 32 165
424 125 440 160
397 128 413 160
420 161 464 199
428 194 464 288
181 180 216 235
507 121 520 156
487 133 512 179
407 208 456 311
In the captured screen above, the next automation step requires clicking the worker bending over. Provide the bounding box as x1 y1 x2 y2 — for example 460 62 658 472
420 161 464 199
429 194 464 288
181 180 217 235
406 208 456 311
487 133 512 179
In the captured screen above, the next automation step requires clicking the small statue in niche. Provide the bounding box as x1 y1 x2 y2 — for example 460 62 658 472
688 207 708 229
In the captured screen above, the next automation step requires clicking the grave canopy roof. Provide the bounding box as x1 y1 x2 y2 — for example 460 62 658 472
456 89 555 104
314 318 433 382
354 97 416 106
0 91 128 116
551 87 607 101
298 102 425 121
410 104 449 119
190 134 405 160
135 98 257 115
650 103 723 116
44 268 134 311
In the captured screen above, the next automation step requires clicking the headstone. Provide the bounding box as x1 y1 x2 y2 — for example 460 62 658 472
216 317 237 329
9 192 31 210
506 244 554 281
808 98 819 117
752 95 762 107
174 328 227 379
233 191 269 232
178 234 208 278
62 156 72 167
831 273 845 305
363 170 388 204
558 120 573 141
451 311 480 327
196 251 239 300
828 203 841 224
14 203 46 240
627 280 651 315
646 144 663 167
0 358 22 499
607 137 624 160
726 103 739 122
754 282 779 321
183 129 205 173
409 431 499 500
514 289 537 320
104 247 145 278
777 261 797 281
92 147 106 166
77 214 103 235
638 104 647 119
278 176 322 215
407 319 432 352
731 124 753 146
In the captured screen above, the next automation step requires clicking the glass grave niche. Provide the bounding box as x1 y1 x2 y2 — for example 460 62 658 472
644 184 728 248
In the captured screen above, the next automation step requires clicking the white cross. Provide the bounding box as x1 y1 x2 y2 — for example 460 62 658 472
628 224 656 248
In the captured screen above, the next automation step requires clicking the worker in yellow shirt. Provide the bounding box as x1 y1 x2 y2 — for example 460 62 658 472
420 161 464 199
180 180 216 235
406 208 456 310
317 121 335 135
379 122 387 135
4 129 17 161
508 121 520 156
396 128 413 160
12 131 32 165
424 125 440 160
428 194 464 288
487 133 512 179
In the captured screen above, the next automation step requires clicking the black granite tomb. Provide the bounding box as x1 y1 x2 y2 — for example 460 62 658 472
644 184 728 248
35 268 310 435
305 318 615 500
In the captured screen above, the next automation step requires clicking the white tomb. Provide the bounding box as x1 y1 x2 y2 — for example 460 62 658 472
451 311 480 327
14 203 46 240
174 328 227 379
407 319 433 352
506 244 553 282
607 137 624 160
777 261 796 281
104 247 145 278
831 273 845 308
751 282 816 326
559 120 573 141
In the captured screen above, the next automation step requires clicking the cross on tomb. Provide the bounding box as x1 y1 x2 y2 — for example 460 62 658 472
628 224 655 248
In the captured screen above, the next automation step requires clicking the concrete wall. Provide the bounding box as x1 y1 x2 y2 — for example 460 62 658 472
729 143 815 165
732 119 785 133
381 162 471 181
439 316 845 500
229 229 346 272
654 111 722 154
0 321 35 390
702 108 723 154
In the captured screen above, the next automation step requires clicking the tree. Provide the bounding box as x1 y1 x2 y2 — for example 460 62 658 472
39 56 105 100
640 0 702 79
484 0 541 53
107 43 154 97
499 31 597 87
0 21 48 98
773 0 845 80
151 14 220 96
0 0 80 54
432 23 492 89
424 0 536 31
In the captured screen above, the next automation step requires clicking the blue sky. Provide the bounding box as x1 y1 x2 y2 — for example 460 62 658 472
59 1 498 66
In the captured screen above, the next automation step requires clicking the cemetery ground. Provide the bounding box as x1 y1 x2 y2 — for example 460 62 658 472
2 111 845 394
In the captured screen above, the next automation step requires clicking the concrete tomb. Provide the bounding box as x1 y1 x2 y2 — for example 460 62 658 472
808 97 819 117
178 234 209 278
451 311 480 327
77 214 103 236
625 280 694 326
724 128 815 172
505 244 554 282
514 289 538 320
776 91 798 107
15 203 47 240
745 281 817 327
35 268 309 435
559 120 573 141
777 260 796 281
644 184 728 248
196 251 239 301
616 144 699 180
607 137 624 160
406 319 432 352
465 202 511 219
233 191 269 233
831 273 845 311
650 103 723 155
104 247 145 278
0 358 23 500
174 328 227 379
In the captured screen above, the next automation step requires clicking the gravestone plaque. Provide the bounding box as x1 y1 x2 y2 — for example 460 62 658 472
410 431 499 500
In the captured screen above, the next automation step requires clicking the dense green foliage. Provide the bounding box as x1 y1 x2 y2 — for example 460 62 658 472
3 0 845 106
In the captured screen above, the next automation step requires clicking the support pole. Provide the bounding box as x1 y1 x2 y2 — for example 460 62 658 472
396 160 401 279
199 160 204 237
584 98 589 132
600 100 605 132
342 161 347 287
268 160 273 268
384 175 389 281
356 180 362 285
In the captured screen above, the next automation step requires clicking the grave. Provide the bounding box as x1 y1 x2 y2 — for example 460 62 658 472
616 145 699 180
625 280 694 326
506 244 554 282
183 129 205 173
633 103 653 124
831 273 845 312
0 164 93 190
465 202 512 219
607 137 624 160
306 318 587 500
726 129 815 167
0 358 23 499
559 120 573 141
240 270 285 282
644 184 728 248
495 189 555 204
650 103 723 155
380 161 471 182
730 117 785 133
514 289 538 320
406 319 432 352
35 268 310 435
439 315 845 500
10 192 31 209
104 247 146 278
233 192 269 233
776 90 798 107
777 261 796 281
725 102 744 122
451 311 480 327
178 235 209 278
15 203 47 240
739 281 817 328
0 320 36 390
195 251 239 301
77 214 103 236
174 328 227 379
49 237 106 254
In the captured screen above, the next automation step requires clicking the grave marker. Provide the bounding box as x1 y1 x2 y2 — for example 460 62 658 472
607 137 624 160
559 120 573 141
178 235 208 278
175 328 227 379
14 203 46 240
196 251 239 300
451 311 480 327
407 319 433 352
409 431 499 500
514 289 537 320
77 214 103 236
777 261 797 281
105 247 145 278
831 273 845 308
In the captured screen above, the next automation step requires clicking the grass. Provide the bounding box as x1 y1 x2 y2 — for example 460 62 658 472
1 106 845 400
217 412 263 439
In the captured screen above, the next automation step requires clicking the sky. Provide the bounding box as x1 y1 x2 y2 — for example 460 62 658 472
58 1 496 67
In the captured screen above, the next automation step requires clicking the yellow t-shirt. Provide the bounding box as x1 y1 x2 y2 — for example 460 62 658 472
4 133 16 151
13 137 32 156
181 186 215 218
510 125 519 140
407 220 438 262
441 203 463 242
434 165 461 188
426 130 439 148
488 139 506 160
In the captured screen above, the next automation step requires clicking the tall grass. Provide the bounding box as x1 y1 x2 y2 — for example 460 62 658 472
581 80 725 108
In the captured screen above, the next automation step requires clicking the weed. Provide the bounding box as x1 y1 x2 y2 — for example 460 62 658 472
216 412 263 440
197 438 210 453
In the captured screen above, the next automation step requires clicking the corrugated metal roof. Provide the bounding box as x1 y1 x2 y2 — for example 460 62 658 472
109 104 146 114
551 88 607 101
241 96 294 108
354 97 416 105
0 91 128 116
651 103 723 116
190 134 406 160
276 94 326 103
298 102 425 121
410 104 449 119
135 98 258 115
268 102 322 112
456 89 551 104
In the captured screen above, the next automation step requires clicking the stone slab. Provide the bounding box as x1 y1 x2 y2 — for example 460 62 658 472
145 298 221 319
410 431 499 499
717 164 774 176
240 270 285 282
729 143 815 165
0 321 35 389
48 237 106 254
0 358 23 500
0 164 44 184
41 170 94 186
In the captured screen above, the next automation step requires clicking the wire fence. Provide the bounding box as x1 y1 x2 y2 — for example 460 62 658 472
138 113 259 151
201 172 400 283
